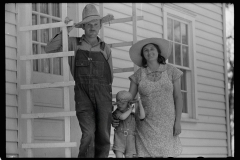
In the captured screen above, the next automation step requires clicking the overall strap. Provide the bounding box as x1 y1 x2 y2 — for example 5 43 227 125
100 42 105 51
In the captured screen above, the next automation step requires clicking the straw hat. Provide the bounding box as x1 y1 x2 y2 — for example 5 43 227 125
129 38 172 67
74 4 114 28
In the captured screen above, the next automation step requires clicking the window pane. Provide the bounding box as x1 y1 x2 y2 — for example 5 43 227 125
175 43 181 65
167 18 173 41
32 44 38 71
52 20 60 38
40 3 48 14
182 45 189 67
168 42 173 64
180 69 186 90
32 3 37 11
41 46 50 73
40 16 49 43
52 3 60 17
32 14 37 41
53 58 61 75
181 23 188 45
174 20 181 43
182 92 187 113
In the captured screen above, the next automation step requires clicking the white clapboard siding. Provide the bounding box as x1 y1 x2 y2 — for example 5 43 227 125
104 3 228 157
5 3 18 157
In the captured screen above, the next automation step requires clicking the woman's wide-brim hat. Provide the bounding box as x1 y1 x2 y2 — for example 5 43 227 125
129 38 173 67
74 4 114 28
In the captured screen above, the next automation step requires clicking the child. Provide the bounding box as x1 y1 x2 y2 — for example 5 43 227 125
112 91 145 158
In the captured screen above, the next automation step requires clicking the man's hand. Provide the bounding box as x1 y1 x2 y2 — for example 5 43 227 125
64 17 74 33
112 116 120 128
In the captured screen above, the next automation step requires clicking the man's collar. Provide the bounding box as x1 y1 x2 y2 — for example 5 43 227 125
146 64 167 75
79 35 103 46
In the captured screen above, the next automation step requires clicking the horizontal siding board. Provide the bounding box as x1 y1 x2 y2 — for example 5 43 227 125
6 130 18 142
113 71 133 79
197 68 224 81
5 59 17 71
6 82 17 95
112 77 130 88
113 58 133 69
6 118 18 130
5 11 17 24
105 27 133 42
197 83 225 95
6 47 17 60
180 130 227 139
5 3 16 12
198 92 225 102
197 76 224 88
138 20 163 34
198 99 225 109
198 115 226 125
196 14 223 30
196 52 224 66
104 3 132 16
6 70 17 83
194 3 222 15
196 21 222 37
111 48 130 60
196 45 223 59
140 3 163 17
173 3 222 22
181 138 227 147
6 94 18 106
137 27 162 39
5 23 17 36
196 29 223 45
196 37 223 52
198 107 226 117
181 122 226 132
6 142 18 154
197 60 224 73
182 146 227 155
6 106 18 118
149 3 162 8
6 34 17 48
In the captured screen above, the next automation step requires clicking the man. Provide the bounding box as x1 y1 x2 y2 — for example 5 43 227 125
45 4 114 158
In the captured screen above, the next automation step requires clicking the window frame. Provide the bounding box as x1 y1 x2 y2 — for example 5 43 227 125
163 4 198 121
31 3 63 75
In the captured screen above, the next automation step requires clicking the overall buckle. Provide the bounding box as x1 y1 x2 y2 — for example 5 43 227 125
124 131 128 136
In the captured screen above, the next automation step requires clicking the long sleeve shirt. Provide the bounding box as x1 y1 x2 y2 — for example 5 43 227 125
44 31 113 83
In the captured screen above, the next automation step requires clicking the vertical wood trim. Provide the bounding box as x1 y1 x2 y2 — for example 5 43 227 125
61 3 71 158
222 3 231 157
132 3 139 72
99 3 104 41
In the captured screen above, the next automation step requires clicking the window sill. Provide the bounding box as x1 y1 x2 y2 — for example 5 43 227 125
181 118 198 123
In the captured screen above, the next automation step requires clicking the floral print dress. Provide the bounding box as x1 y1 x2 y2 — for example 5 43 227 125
129 63 183 157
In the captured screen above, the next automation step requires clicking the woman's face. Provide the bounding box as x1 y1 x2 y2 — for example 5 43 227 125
142 44 159 63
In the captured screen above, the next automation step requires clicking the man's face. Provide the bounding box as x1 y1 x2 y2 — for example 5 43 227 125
83 19 101 38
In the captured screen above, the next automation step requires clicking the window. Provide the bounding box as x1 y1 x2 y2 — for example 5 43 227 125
32 3 62 75
163 4 197 119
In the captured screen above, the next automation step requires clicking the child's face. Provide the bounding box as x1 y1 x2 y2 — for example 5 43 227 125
116 100 129 112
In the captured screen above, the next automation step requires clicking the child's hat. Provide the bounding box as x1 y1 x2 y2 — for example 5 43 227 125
112 91 132 105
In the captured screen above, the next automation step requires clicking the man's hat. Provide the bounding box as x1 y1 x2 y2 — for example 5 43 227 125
129 38 173 67
74 4 114 28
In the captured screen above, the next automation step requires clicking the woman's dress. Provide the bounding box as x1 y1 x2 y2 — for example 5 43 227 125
129 64 183 157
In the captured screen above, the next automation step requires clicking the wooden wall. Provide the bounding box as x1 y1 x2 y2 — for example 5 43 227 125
5 3 19 158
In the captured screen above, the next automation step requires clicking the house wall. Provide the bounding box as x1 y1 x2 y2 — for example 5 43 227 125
5 3 19 158
98 3 228 157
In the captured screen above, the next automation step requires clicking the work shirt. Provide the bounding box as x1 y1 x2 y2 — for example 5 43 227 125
44 31 113 83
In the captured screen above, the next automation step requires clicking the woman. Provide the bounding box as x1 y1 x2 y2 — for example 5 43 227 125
128 38 183 157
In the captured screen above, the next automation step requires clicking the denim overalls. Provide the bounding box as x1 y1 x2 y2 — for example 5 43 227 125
74 39 113 158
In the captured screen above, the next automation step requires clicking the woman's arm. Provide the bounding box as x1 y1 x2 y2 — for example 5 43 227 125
137 99 145 119
173 78 183 136
129 80 138 99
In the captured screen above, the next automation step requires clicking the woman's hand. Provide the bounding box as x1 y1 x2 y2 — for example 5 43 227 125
173 121 181 136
